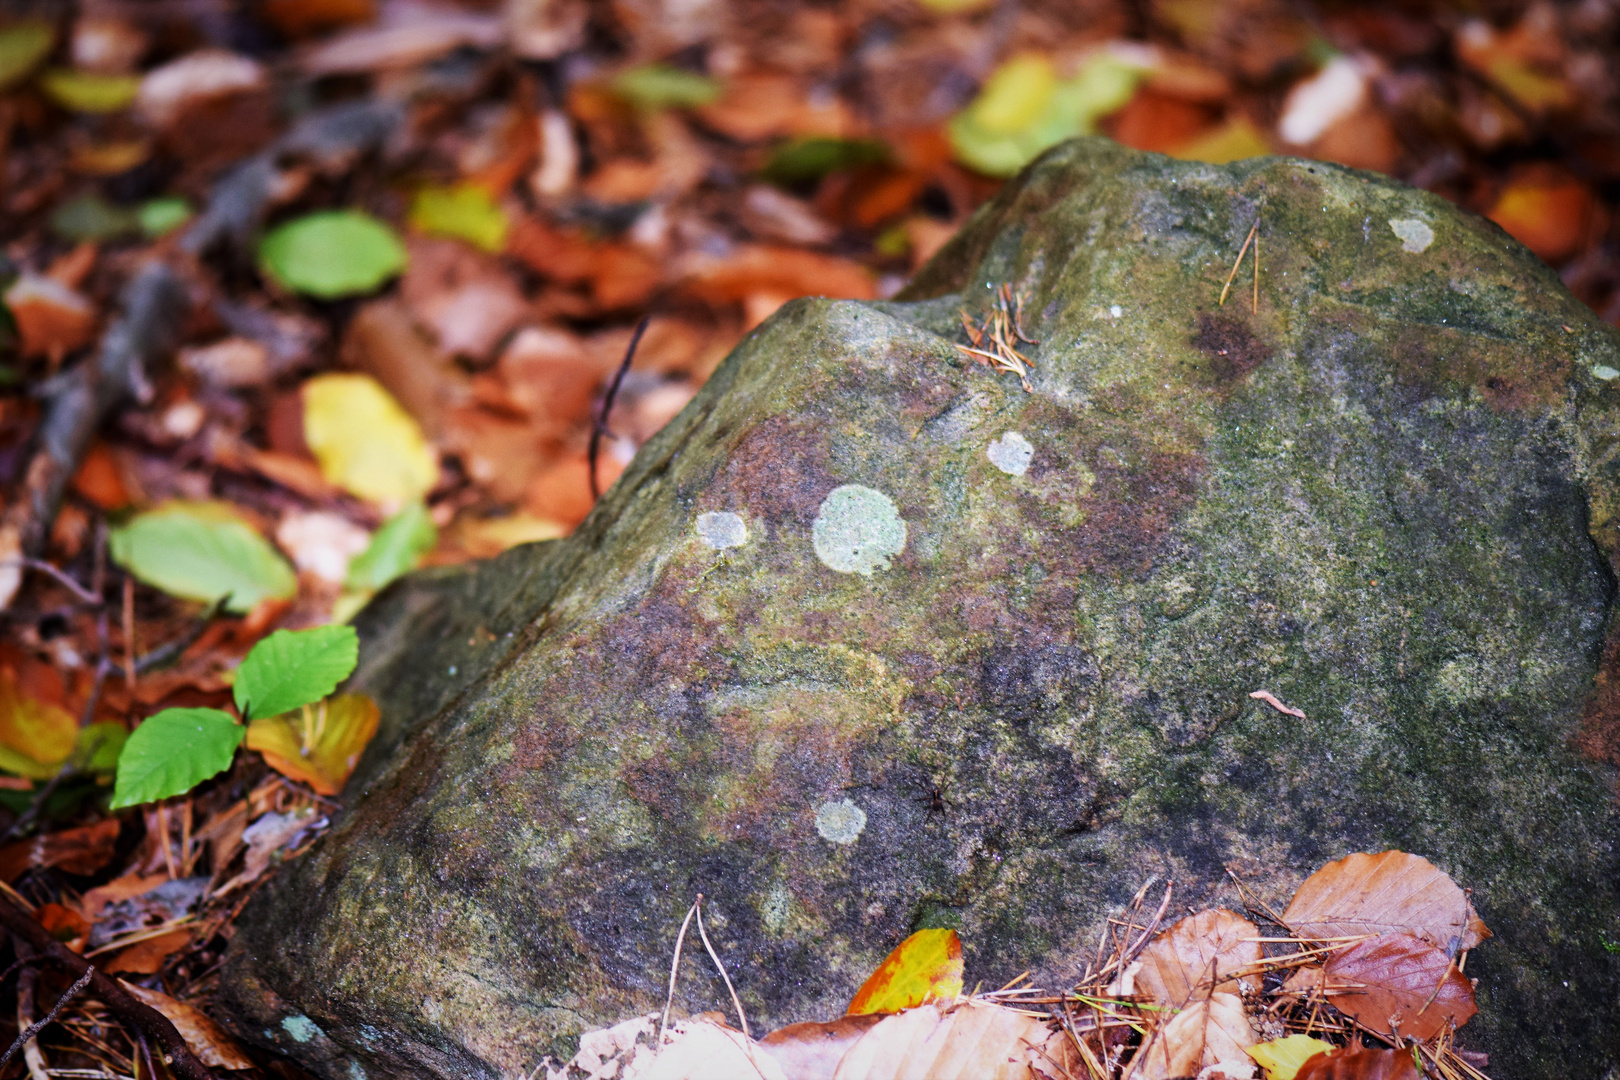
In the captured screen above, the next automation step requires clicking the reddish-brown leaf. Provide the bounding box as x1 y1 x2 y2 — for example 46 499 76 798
1282 851 1489 952
1135 908 1262 1007
0 817 120 882
1294 1042 1421 1080
758 1014 884 1080
119 980 257 1070
1320 932 1477 1041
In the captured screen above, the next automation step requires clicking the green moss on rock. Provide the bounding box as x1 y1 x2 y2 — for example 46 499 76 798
222 139 1620 1078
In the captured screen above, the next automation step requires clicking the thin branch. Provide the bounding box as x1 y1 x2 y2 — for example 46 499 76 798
589 316 652 501
0 966 93 1072
1219 220 1259 308
658 896 700 1048
0 891 219 1080
0 559 101 606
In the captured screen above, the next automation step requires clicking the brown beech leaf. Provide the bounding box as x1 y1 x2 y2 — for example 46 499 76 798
1136 908 1262 1007
0 817 119 882
1294 1042 1421 1080
1137 991 1256 1080
827 1000 1077 1080
1282 851 1489 952
1320 932 1477 1041
119 980 257 1070
758 1014 884 1080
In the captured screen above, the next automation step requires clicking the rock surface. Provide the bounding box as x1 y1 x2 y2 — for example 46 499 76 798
222 138 1620 1078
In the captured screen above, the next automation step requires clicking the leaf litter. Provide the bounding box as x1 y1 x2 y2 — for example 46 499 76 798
551 850 1494 1080
0 0 1615 1073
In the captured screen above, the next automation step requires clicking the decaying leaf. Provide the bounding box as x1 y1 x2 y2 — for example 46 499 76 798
830 999 1077 1080
1319 932 1476 1042
1138 991 1256 1080
0 662 78 779
2 273 97 361
246 693 379 795
120 980 257 1070
847 928 964 1015
104 927 192 975
1282 851 1489 952
0 818 120 882
1293 1042 1420 1080
1247 1035 1337 1080
1135 908 1262 1007
758 1015 885 1080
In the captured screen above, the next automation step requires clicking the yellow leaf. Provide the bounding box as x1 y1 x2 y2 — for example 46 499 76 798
1172 117 1272 165
303 373 437 507
967 54 1058 135
408 184 509 254
39 68 141 112
0 667 77 778
1247 1034 1336 1080
846 928 964 1015
246 693 379 796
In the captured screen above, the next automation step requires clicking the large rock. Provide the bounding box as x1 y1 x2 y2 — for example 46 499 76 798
222 139 1620 1077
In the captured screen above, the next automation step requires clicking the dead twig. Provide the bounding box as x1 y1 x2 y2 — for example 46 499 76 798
693 898 749 1038
589 316 652 501
0 891 220 1080
0 966 93 1072
658 896 701 1048
1218 219 1259 308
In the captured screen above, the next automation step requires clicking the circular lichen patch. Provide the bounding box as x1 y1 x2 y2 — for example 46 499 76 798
811 485 907 575
814 799 867 844
696 511 748 549
1389 217 1434 254
987 431 1035 476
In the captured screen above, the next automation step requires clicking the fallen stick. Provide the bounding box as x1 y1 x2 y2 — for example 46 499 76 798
0 892 219 1080
0 263 186 609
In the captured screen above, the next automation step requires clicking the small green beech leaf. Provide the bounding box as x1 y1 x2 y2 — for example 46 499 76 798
345 501 436 592
0 20 55 91
234 625 359 721
109 501 296 614
762 137 888 188
611 63 723 110
50 194 139 242
408 185 508 253
111 708 244 809
72 722 128 774
258 210 407 299
138 196 192 238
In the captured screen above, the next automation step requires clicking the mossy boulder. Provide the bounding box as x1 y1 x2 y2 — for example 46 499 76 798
222 139 1620 1078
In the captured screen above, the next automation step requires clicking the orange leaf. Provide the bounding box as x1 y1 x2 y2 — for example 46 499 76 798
246 692 379 796
1486 169 1594 264
1295 1042 1420 1080
103 927 191 975
1282 851 1489 952
846 928 964 1015
120 980 257 1070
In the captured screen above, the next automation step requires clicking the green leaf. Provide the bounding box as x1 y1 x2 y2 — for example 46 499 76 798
138 197 192 238
611 63 723 110
50 194 139 242
345 501 436 592
258 210 408 299
234 625 359 721
109 501 297 614
39 68 141 113
72 722 127 773
0 20 54 91
111 708 244 809
762 137 889 188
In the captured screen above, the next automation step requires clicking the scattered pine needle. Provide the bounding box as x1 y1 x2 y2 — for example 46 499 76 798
956 283 1037 391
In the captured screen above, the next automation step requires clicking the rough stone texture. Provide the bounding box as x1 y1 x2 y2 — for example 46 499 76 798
221 139 1620 1078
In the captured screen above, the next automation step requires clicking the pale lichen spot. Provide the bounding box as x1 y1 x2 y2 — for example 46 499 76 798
812 485 907 575
1110 304 1123 318
1593 365 1619 381
987 432 1035 477
815 798 867 844
348 1063 368 1080
1389 218 1434 254
696 510 748 549
282 1015 324 1043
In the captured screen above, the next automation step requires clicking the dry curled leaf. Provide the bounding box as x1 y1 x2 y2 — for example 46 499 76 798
1282 851 1489 952
1135 908 1262 1007
119 980 257 1070
1138 991 1256 1080
1319 932 1476 1042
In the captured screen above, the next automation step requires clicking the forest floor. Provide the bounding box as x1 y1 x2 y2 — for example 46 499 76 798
0 0 1615 1075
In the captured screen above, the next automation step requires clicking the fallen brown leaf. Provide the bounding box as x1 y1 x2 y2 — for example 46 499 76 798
103 927 192 975
1135 908 1262 1007
0 817 120 883
1282 850 1489 952
1137 991 1255 1080
1294 1041 1421 1080
1320 932 1476 1041
120 980 257 1070
827 1000 1077 1080
758 1014 884 1080
3 273 97 362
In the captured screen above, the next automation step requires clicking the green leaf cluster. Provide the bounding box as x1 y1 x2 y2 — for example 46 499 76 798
111 625 361 809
